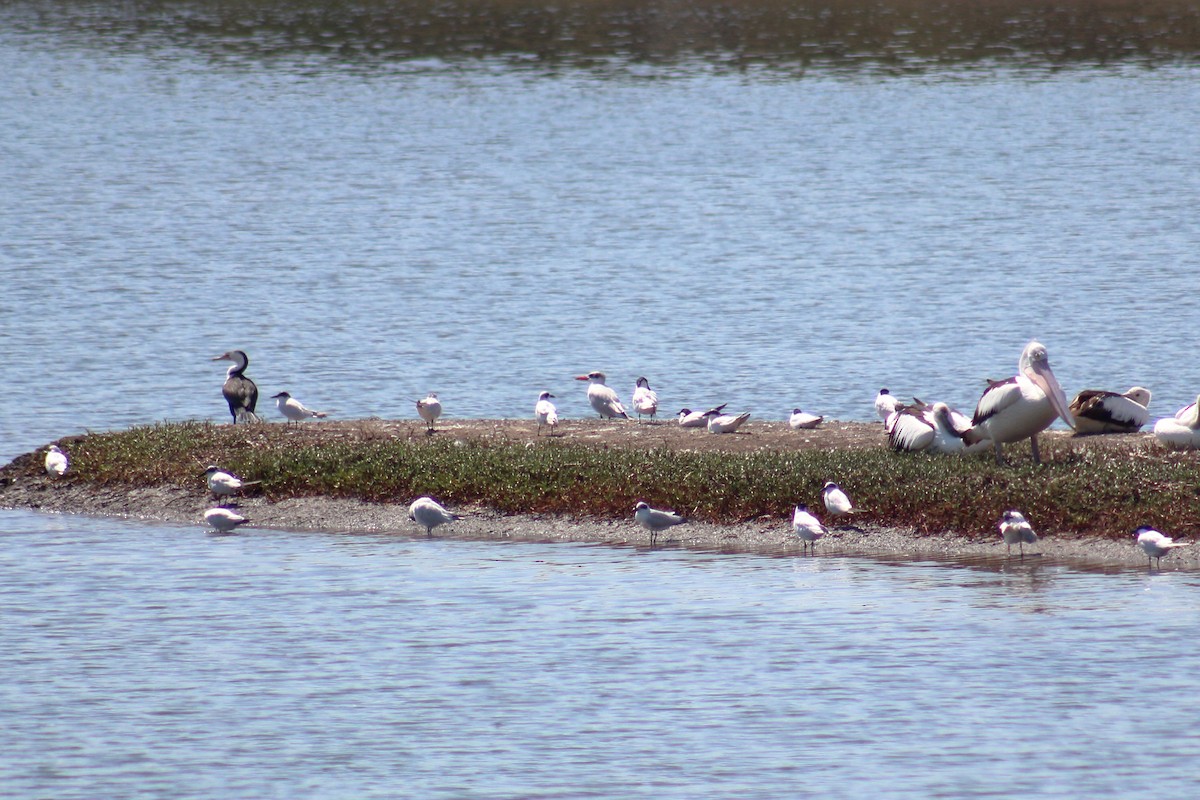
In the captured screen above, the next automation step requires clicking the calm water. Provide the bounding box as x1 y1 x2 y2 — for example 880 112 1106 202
4 4 1200 795
3 509 1200 799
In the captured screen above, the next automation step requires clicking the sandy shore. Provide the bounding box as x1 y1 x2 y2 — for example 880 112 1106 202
3 469 1188 572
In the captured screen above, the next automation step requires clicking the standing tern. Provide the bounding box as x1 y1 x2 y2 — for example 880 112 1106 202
875 389 899 424
963 341 1076 465
632 377 659 422
1134 526 1191 569
788 408 824 430
416 393 442 432
821 481 857 518
535 391 559 436
678 404 727 428
204 465 260 505
271 391 328 424
408 496 461 535
998 510 1038 556
706 409 750 434
633 501 687 545
575 372 630 419
792 504 827 553
204 507 250 533
44 445 68 478
1068 387 1151 435
212 350 260 424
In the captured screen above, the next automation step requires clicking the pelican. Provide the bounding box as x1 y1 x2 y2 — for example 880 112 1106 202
44 445 68 478
1134 526 1190 569
575 372 630 419
408 496 461 535
792 504 827 553
633 501 686 545
1068 387 1151 435
821 481 856 518
888 401 990 455
706 410 750 434
204 507 250 533
212 350 260 424
875 389 899 424
632 377 659 422
1152 395 1200 449
789 408 824 430
678 404 726 428
534 391 559 435
998 510 1038 556
203 465 260 505
271 391 328 424
963 341 1076 465
416 393 442 432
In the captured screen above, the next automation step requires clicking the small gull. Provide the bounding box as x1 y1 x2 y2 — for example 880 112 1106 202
634 501 686 545
416 392 442 432
409 496 461 535
535 391 559 436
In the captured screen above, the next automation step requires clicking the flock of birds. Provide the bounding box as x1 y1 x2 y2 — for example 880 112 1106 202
35 342 1200 568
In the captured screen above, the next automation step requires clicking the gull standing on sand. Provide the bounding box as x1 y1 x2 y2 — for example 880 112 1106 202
212 350 260 424
998 510 1038 556
408 496 461 535
678 404 726 428
632 377 659 422
792 504 827 553
875 389 899 424
576 371 630 419
416 393 442 432
535 391 559 435
821 481 856 518
706 409 751 434
204 465 260 505
271 391 328 424
634 501 687 545
789 408 824 430
1134 526 1191 568
204 507 250 533
44 445 68 478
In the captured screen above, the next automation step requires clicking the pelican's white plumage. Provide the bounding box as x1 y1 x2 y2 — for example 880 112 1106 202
889 401 990 455
408 496 461 535
821 481 856 517
416 393 442 431
964 341 1076 464
632 377 659 421
576 371 630 419
1153 395 1200 449
792 504 827 552
998 510 1038 556
706 410 750 434
875 389 899 424
44 445 68 478
1068 387 1150 435
678 404 726 428
789 408 824 430
634 501 686 544
204 507 250 533
272 391 328 423
535 391 559 435
1135 526 1190 568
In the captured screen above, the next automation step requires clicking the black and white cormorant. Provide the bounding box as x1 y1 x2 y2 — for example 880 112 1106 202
212 350 260 424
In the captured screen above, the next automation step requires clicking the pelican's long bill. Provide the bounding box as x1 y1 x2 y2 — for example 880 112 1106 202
1021 347 1076 430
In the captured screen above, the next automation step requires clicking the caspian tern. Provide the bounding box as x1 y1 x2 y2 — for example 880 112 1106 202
998 510 1038 556
632 377 659 422
1068 387 1151 435
633 501 686 545
212 350 260 424
416 393 442 431
706 410 750 434
678 404 727 428
788 408 823 430
1134 525 1190 569
535 391 559 435
792 504 827 553
204 507 250 533
575 372 630 419
44 445 68 478
271 391 328 424
963 341 1076 465
408 496 461 535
